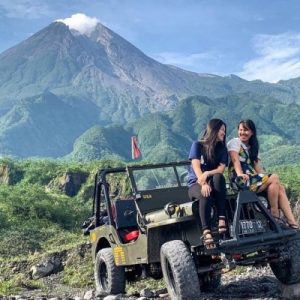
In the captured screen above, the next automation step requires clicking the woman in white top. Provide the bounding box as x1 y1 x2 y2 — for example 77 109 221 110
227 119 298 229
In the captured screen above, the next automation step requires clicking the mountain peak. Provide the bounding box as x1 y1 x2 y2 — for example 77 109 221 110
0 13 298 130
56 13 100 37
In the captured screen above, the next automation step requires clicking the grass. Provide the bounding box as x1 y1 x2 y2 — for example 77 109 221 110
62 251 94 288
0 273 45 295
126 278 166 295
0 232 91 296
0 279 22 295
227 265 247 275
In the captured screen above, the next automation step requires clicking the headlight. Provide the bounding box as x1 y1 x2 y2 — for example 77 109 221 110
164 202 178 217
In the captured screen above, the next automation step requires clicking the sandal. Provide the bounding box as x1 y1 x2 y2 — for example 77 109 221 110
218 216 227 234
202 229 216 249
272 216 299 230
288 223 299 229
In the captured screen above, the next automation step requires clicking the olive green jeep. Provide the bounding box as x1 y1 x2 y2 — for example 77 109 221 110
83 161 300 300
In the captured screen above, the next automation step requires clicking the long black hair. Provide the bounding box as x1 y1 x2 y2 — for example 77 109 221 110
200 118 226 165
238 119 259 163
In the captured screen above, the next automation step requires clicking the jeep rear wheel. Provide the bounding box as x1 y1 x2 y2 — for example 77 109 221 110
270 238 300 285
160 240 201 300
95 248 125 294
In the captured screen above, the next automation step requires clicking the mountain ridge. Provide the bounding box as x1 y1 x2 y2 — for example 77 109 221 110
66 93 300 166
0 19 300 161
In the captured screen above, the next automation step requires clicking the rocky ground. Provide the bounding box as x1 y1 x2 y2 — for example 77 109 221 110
1 265 297 300
2 242 300 300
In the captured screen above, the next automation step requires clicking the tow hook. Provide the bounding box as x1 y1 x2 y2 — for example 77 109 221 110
220 253 236 273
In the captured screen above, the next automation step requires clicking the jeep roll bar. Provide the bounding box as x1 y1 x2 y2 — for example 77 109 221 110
94 167 126 227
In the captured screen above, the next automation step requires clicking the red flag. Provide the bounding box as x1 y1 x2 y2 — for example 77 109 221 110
131 136 141 159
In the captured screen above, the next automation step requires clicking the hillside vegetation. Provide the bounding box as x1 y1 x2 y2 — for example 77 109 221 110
0 158 127 257
0 158 129 294
0 158 299 295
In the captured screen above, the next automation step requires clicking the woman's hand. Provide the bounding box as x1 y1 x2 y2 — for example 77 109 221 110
201 182 212 197
198 171 209 185
237 173 249 182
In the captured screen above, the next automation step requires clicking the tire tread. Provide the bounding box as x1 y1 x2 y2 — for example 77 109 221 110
95 248 125 294
161 240 201 300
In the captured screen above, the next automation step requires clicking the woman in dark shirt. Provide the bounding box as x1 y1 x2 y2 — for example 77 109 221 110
188 119 228 248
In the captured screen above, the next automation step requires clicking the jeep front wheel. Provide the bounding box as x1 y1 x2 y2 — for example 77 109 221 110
270 238 300 285
160 240 201 300
94 248 125 294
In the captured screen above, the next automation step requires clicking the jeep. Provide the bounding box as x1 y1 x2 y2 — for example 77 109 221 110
83 161 300 300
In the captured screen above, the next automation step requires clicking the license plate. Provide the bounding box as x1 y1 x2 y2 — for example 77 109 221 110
239 219 265 234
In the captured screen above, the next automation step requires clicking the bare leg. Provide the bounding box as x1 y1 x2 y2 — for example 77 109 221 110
278 184 298 226
258 174 298 227
257 174 280 217
267 181 280 218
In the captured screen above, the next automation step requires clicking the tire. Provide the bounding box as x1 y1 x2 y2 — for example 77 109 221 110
160 240 201 300
94 248 125 294
270 238 300 285
199 272 221 292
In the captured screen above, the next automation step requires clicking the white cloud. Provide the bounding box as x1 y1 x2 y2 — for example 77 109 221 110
0 0 51 19
153 51 221 73
238 33 300 83
57 13 100 36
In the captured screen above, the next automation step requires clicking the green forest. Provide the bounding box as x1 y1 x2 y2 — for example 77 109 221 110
67 94 300 165
1 93 300 166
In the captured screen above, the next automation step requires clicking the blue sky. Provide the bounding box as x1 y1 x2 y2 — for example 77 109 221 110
1 0 300 82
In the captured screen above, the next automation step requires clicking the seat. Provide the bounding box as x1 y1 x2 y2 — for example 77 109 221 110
114 199 139 243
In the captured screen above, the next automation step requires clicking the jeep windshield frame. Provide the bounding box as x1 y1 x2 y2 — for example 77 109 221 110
126 161 191 215
127 161 190 193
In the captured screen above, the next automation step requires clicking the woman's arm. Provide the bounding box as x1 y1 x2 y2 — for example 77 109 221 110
192 160 225 181
205 164 226 177
229 151 243 175
229 151 249 180
191 159 211 197
198 164 226 185
191 159 204 184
